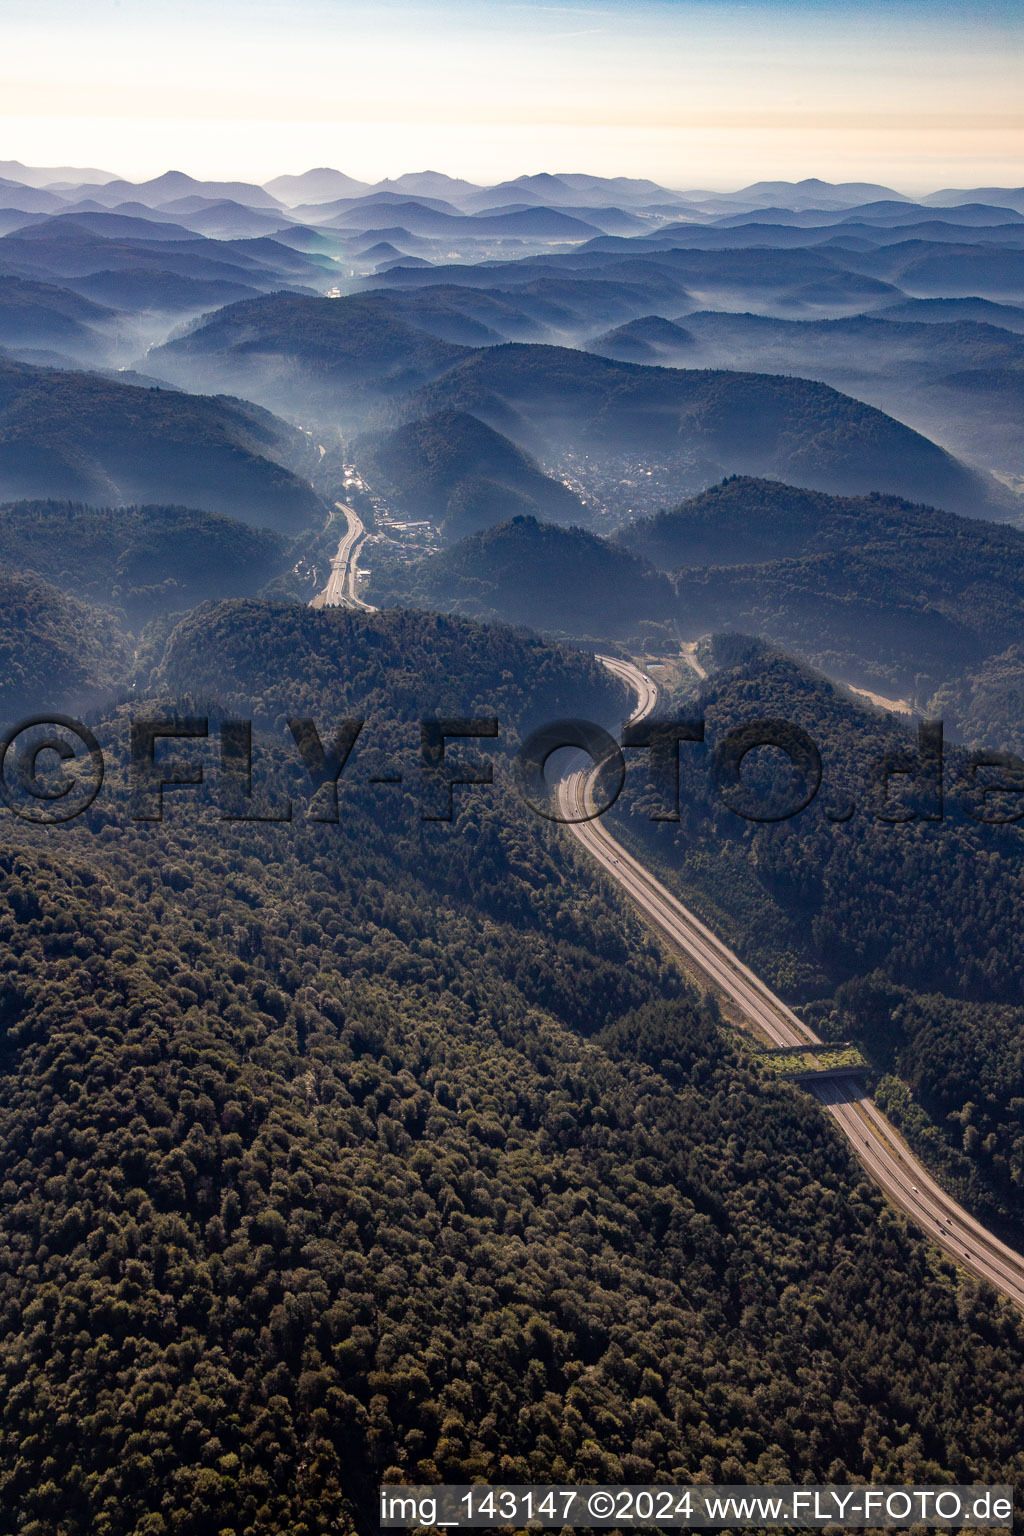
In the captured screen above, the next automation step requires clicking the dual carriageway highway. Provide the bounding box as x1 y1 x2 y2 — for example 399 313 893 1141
555 654 1024 1312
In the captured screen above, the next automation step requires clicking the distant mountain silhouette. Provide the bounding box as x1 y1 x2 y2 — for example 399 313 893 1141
374 171 485 203
730 178 911 209
0 161 120 188
308 191 464 219
587 315 694 361
71 171 284 210
709 200 1024 229
922 187 1024 214
151 292 472 407
158 199 296 240
468 173 680 212
325 202 602 240
0 180 66 213
264 168 373 204
0 277 117 357
880 296 1024 331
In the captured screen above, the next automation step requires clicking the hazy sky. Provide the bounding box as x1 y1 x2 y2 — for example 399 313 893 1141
0 0 1021 191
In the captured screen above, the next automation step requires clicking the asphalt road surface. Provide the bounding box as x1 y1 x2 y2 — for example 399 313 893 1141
310 503 375 611
555 653 1024 1311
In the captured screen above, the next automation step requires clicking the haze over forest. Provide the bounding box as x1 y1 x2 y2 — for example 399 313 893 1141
1 126 1024 1535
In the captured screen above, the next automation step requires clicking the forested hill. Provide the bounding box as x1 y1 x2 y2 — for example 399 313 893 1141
617 476 1024 697
619 475 1024 569
586 314 695 363
0 274 120 359
358 409 586 537
366 476 1024 697
2 608 1024 1532
371 514 673 639
933 644 1024 756
151 292 472 407
0 566 132 717
0 358 324 530
157 600 627 733
148 294 1012 519
0 500 290 625
405 344 1005 517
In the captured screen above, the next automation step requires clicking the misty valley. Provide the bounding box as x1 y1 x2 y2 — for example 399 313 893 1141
1 156 1024 1535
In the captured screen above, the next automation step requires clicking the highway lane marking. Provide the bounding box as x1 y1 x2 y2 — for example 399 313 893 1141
310 502 376 611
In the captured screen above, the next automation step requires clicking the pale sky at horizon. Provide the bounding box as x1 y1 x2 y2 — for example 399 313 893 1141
0 0 1021 192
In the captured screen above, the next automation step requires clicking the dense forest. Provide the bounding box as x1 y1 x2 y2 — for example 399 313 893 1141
663 518 1024 697
156 600 627 735
404 345 1003 515
0 275 118 356
4 156 1024 1535
0 360 323 529
616 476 1023 569
0 501 291 628
357 409 585 537
933 645 1024 754
2 609 1024 1536
371 476 1024 700
154 292 472 411
0 567 132 718
371 513 673 638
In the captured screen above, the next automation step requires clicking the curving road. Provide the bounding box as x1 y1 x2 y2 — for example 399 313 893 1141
310 502 375 611
600 653 660 720
556 654 1024 1311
